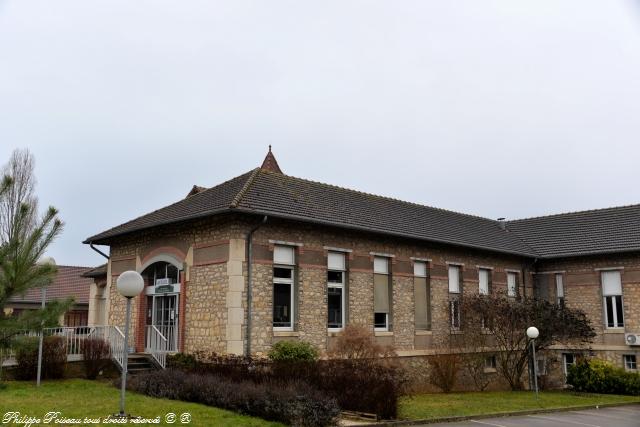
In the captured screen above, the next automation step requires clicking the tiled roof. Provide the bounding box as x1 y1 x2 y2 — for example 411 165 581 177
506 204 640 258
85 168 535 256
84 151 640 259
9 265 92 305
81 263 107 278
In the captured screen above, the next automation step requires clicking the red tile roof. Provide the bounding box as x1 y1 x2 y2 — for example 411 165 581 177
9 265 93 305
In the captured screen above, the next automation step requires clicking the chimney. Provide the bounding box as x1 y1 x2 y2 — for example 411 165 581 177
497 218 506 231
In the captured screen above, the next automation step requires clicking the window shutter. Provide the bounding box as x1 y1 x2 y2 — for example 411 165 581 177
328 252 345 270
374 274 390 313
555 274 564 298
448 266 460 293
602 271 622 296
479 269 489 295
274 246 295 265
414 277 428 329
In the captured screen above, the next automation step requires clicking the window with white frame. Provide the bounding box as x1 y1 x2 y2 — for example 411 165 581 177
602 270 624 328
273 245 295 330
556 273 565 307
624 355 637 371
448 265 461 330
507 272 517 297
562 353 576 379
484 355 497 371
479 269 490 295
374 256 391 331
327 252 346 331
414 261 430 330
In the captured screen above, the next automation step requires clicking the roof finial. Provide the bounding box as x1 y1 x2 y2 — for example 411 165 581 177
260 145 283 174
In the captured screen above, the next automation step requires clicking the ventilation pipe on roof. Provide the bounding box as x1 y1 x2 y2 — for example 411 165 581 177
497 218 506 231
246 215 268 357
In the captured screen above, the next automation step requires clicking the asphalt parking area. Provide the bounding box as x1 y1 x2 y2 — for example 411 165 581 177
420 404 640 427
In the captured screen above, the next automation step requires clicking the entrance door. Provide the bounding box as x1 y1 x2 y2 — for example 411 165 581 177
147 294 179 352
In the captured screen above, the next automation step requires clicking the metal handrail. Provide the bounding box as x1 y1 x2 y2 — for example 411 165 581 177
145 325 169 369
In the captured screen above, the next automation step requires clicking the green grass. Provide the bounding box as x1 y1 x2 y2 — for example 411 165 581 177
399 390 640 420
0 379 284 427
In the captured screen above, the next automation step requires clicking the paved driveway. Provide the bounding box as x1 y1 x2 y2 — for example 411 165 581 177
418 404 640 427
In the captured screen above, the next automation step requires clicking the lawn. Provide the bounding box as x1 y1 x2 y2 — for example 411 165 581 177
0 379 284 427
399 390 640 420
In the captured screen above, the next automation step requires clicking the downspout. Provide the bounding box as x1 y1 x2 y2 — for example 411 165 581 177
90 242 110 260
246 216 268 357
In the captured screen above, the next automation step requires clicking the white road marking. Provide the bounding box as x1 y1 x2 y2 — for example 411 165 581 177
470 420 509 427
527 414 602 427
606 406 640 415
570 410 633 421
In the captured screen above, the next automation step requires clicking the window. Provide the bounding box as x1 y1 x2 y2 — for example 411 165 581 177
484 355 496 370
479 269 490 295
327 252 346 331
374 256 390 331
536 357 547 376
448 265 462 330
556 273 565 307
273 246 295 331
448 265 461 294
624 355 637 371
507 272 517 297
414 261 430 330
153 262 179 286
562 353 576 379
602 270 624 328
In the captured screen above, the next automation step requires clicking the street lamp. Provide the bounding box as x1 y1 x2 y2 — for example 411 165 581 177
527 326 540 399
116 270 144 418
36 256 56 387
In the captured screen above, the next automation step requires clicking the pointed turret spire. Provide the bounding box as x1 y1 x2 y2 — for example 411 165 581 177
260 145 283 174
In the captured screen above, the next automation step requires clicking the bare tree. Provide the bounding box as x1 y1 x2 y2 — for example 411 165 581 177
461 294 595 390
0 149 38 244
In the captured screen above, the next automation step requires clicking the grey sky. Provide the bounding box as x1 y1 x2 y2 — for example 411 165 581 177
1 1 639 267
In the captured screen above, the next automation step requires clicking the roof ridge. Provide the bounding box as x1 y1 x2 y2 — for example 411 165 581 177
258 169 500 224
509 202 640 223
230 168 261 208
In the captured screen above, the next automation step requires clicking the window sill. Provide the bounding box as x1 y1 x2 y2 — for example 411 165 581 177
327 330 343 337
375 331 393 337
483 368 497 373
273 331 299 337
450 330 463 335
415 330 432 336
603 328 625 334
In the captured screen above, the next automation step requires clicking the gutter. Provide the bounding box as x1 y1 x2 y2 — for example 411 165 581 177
245 215 268 356
89 242 110 260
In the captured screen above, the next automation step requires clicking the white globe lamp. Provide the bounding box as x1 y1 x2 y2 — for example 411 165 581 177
526 326 539 339
117 270 144 298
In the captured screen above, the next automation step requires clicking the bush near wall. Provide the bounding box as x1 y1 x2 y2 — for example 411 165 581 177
166 331 408 420
127 369 340 427
13 335 67 380
567 359 640 396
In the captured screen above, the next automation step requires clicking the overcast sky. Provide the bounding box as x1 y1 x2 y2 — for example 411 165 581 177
1 1 639 266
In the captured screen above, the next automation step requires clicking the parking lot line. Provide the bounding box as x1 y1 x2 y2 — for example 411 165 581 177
469 420 509 427
527 414 603 427
570 410 635 421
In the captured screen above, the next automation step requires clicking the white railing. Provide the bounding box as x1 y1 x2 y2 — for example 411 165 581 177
145 325 169 369
89 325 126 369
2 325 126 369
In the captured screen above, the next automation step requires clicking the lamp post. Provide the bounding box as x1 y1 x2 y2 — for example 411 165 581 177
527 326 539 399
36 256 56 387
116 270 144 418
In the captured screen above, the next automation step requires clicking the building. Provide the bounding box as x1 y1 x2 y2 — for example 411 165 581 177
6 265 93 326
84 148 639 375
